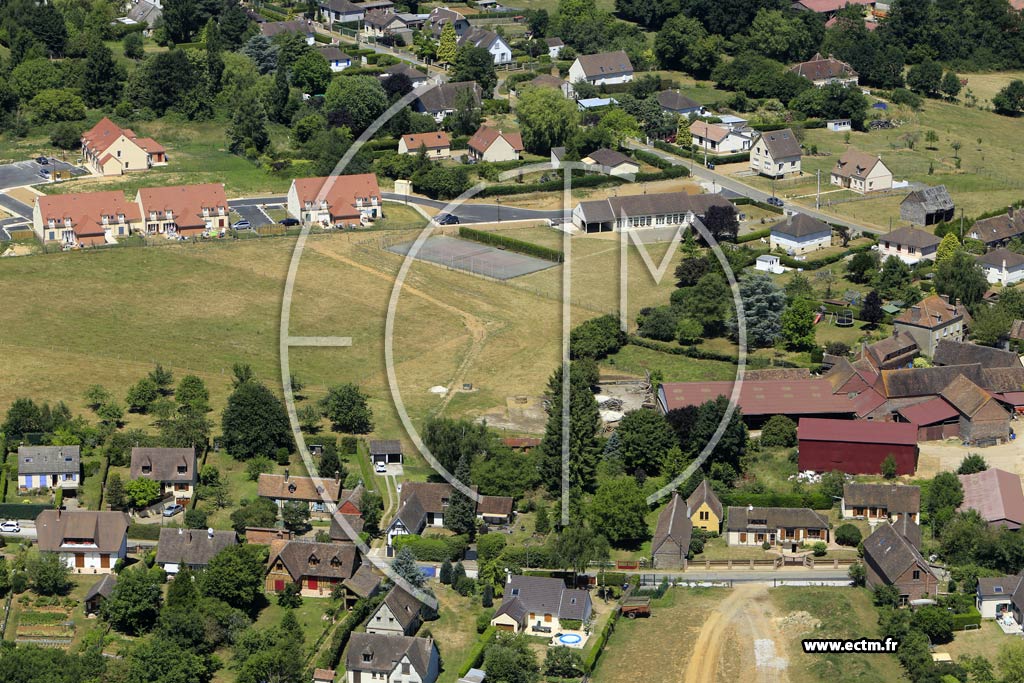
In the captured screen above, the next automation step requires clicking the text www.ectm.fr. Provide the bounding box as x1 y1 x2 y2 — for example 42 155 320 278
802 638 899 654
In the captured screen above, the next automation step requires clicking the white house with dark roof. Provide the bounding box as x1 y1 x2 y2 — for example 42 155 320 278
36 510 129 573
770 213 832 255
544 37 564 58
317 45 352 72
318 0 364 23
458 27 512 65
155 527 237 575
977 248 1024 286
18 446 80 491
750 128 802 177
367 586 423 636
726 506 829 549
413 81 482 122
831 150 893 193
690 120 753 155
572 191 732 233
427 6 469 37
490 575 592 633
567 50 633 87
656 91 708 117
346 633 439 683
879 225 941 264
977 574 1023 619
581 148 639 177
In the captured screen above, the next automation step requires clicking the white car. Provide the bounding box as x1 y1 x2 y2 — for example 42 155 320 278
0 521 21 533
374 462 387 473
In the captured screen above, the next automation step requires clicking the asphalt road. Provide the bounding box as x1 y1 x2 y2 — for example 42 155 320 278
232 203 274 228
382 192 564 223
0 158 84 192
0 192 32 219
228 196 286 208
627 141 880 235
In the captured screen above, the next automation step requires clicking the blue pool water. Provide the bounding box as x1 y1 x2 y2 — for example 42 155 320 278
557 633 583 645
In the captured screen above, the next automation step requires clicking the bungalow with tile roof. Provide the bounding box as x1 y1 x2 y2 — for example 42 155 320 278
398 132 451 158
789 53 859 87
977 248 1024 286
286 173 382 227
130 447 197 505
81 117 167 176
260 19 317 44
317 45 352 72
689 120 754 155
458 27 512 65
266 540 380 602
770 213 832 255
313 669 336 683
476 495 515 525
581 148 639 177
841 483 920 523
367 586 423 636
385 482 512 546
33 190 141 246
967 206 1024 248
414 82 482 122
384 62 429 88
725 506 829 550
346 633 439 683
651 492 692 569
491 575 592 634
862 522 937 605
467 126 524 163
977 574 1023 619
750 128 802 178
687 479 723 532
135 183 229 238
830 150 892 193
656 91 708 117
959 468 1024 529
36 510 130 574
155 527 237 575
892 294 969 356
568 50 634 87
900 185 954 226
257 471 345 518
878 225 941 264
17 446 80 492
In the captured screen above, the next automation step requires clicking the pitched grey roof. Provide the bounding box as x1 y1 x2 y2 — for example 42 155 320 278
496 575 591 622
686 479 723 520
758 129 802 159
458 27 503 50
380 586 422 631
901 185 954 212
36 510 129 554
370 440 402 455
18 446 80 475
344 562 382 598
330 512 365 539
346 633 435 677
415 82 481 113
879 364 984 398
726 506 829 532
269 541 359 581
862 522 932 584
977 248 1024 270
652 493 692 556
129 447 196 484
584 148 636 169
772 213 831 239
318 45 351 62
126 0 162 27
933 340 1021 369
575 50 633 78
84 574 117 602
892 516 922 549
882 225 941 249
843 483 920 516
979 575 1023 598
392 492 428 533
386 62 428 81
656 90 702 112
543 37 564 47
155 528 237 567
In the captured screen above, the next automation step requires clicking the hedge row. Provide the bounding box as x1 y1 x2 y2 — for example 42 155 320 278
318 592 385 669
631 148 672 170
737 227 771 244
952 608 982 631
500 544 557 568
127 522 161 541
459 227 564 263
720 491 833 510
635 165 689 181
0 503 49 520
776 240 875 271
459 626 497 677
583 610 620 673
652 140 749 165
733 197 784 215
477 171 624 197
392 533 468 562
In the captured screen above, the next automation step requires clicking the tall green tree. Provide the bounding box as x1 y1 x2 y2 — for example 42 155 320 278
221 380 292 459
452 45 497 96
935 250 988 307
199 544 268 609
874 255 912 299
101 566 163 635
319 383 373 434
290 51 331 96
483 634 541 683
614 409 675 475
204 18 224 97
324 75 388 135
445 455 478 537
227 91 270 156
588 476 650 547
81 40 122 107
391 546 425 588
447 86 482 136
539 363 601 493
729 274 784 348
437 22 457 65
780 298 817 351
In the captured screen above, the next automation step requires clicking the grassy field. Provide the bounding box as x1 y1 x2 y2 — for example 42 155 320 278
602 344 737 382
591 587 727 683
430 585 487 683
770 587 908 683
941 619 1006 666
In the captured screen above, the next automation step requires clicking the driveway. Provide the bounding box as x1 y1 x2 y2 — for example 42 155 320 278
0 158 85 192
0 192 32 219
232 203 274 228
382 192 563 223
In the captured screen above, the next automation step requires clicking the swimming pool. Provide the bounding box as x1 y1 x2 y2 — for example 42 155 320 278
556 633 583 645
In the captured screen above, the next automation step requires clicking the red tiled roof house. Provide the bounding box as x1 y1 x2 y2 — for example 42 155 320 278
81 117 167 176
286 174 382 227
32 190 141 246
136 183 229 237
467 127 524 163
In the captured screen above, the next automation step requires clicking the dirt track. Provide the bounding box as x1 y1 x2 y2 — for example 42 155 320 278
683 584 790 683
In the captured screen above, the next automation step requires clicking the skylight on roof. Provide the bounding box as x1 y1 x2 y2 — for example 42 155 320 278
996 586 1004 593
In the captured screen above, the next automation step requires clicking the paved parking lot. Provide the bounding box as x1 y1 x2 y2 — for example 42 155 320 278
0 193 32 219
0 158 85 192
232 203 274 228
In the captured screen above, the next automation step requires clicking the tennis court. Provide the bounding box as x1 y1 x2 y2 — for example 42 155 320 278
387 235 558 280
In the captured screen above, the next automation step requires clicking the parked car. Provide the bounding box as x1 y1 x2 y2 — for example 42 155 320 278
0 521 21 533
35 156 48 165
163 504 184 517
232 220 251 230
374 462 387 473
280 217 300 227
766 196 784 207
706 161 715 170
436 213 460 225
38 169 50 179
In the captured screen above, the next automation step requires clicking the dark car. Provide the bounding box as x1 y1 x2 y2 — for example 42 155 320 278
280 217 300 227
436 213 460 225
766 196 784 207
36 156 49 165
706 161 715 170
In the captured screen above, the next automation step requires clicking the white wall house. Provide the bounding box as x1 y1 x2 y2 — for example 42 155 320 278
35 510 129 575
568 50 633 86
750 128 801 178
459 27 512 65
18 446 80 491
978 248 1024 285
831 150 893 193
690 120 753 155
770 214 832 255
755 254 785 274
878 226 940 265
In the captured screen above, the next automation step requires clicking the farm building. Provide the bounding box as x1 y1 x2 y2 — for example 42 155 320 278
651 492 692 569
892 294 969 357
959 468 1024 530
840 483 920 523
860 332 919 370
797 418 918 475
369 440 403 464
933 339 1021 368
897 396 962 441
939 374 1011 445
966 206 1024 248
900 185 954 226
658 379 856 427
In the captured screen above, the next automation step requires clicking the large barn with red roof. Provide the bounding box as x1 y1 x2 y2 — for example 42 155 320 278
797 418 919 476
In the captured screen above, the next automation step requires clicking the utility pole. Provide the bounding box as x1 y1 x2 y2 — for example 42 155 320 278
960 208 965 240
816 169 821 210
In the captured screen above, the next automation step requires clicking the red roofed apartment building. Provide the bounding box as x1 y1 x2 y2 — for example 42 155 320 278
286 174 382 227
32 190 141 246
136 183 229 238
797 417 919 476
81 117 167 176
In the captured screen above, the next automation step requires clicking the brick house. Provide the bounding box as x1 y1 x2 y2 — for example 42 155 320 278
129 447 196 505
862 523 937 605
266 540 380 604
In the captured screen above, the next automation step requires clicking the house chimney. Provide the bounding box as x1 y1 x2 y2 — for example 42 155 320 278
939 294 949 304
178 527 183 535
1010 206 1015 219
335 470 341 484
208 527 214 539
910 306 920 322
284 469 290 482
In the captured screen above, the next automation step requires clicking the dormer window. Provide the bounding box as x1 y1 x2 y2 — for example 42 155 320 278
141 465 151 474
177 465 187 474
288 483 297 493
363 650 373 663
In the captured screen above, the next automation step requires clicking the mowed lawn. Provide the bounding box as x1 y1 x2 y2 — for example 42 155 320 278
770 587 908 683
591 588 727 683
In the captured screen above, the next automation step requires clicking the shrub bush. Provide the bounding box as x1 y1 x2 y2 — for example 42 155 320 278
759 415 797 448
392 534 467 562
459 226 564 262
835 524 862 547
951 608 981 631
459 626 496 676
